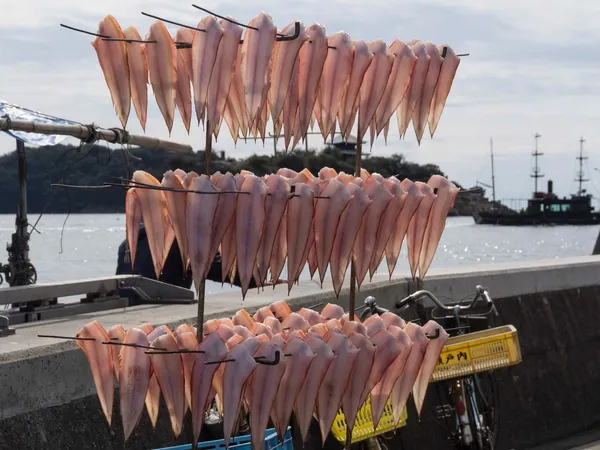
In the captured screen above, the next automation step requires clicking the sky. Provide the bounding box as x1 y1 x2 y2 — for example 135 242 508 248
2 0 600 206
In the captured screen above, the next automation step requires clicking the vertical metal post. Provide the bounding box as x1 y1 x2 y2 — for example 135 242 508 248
348 139 362 326
16 139 29 266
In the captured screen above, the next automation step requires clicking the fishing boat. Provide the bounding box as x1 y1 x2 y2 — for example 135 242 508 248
472 136 600 226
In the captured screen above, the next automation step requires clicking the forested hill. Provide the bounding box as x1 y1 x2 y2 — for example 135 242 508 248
0 143 454 214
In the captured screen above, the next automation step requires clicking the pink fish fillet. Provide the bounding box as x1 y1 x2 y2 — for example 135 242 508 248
358 40 393 147
297 308 324 326
233 308 256 330
162 170 188 268
397 41 430 138
412 42 443 144
148 332 185 437
146 21 177 134
229 45 250 138
252 322 274 339
370 326 413 429
412 321 449 416
76 321 114 425
385 179 425 278
191 331 228 446
369 179 407 281
192 16 223 125
175 331 198 414
406 182 437 279
264 316 283 335
286 183 314 292
119 328 152 442
269 22 308 124
123 26 148 131
314 179 351 285
144 326 170 428
364 315 386 338
352 177 393 287
317 32 354 140
206 19 243 137
175 28 194 133
428 45 461 138
209 173 238 273
220 174 244 284
282 57 300 152
317 332 360 445
250 342 286 450
254 175 290 286
281 312 310 333
374 40 417 140
107 324 126 381
253 305 275 322
241 13 277 129
125 188 142 269
342 333 376 432
418 175 460 278
293 24 328 149
321 303 345 320
236 175 268 298
131 171 170 278
92 16 130 129
338 41 373 141
381 311 406 329
186 175 219 291
222 337 260 447
329 183 372 296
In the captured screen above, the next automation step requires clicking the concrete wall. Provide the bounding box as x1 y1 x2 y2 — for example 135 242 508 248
1 256 599 449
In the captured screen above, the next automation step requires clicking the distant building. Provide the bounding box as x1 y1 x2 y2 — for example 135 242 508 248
325 134 369 162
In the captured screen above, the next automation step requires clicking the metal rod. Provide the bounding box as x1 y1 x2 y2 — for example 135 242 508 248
191 4 259 30
348 139 363 322
102 341 163 350
205 358 232 365
0 117 193 154
141 12 206 33
145 349 206 355
102 37 157 44
51 183 112 190
60 23 109 39
38 334 95 341
103 181 247 195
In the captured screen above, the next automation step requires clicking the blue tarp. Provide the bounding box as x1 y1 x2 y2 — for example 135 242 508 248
0 100 80 147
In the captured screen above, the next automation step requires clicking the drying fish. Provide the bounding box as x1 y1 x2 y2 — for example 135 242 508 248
429 45 461 137
123 26 148 131
145 326 170 428
107 324 126 381
374 40 417 140
76 321 114 425
369 180 407 280
148 332 185 437
250 342 286 450
406 182 437 279
233 309 256 330
385 179 424 277
286 183 314 292
264 316 283 334
281 313 310 333
206 20 243 137
175 331 198 414
209 173 238 271
297 308 324 326
342 319 367 337
270 300 293 321
370 326 413 429
146 21 177 134
338 40 373 141
174 28 194 133
381 311 406 329
220 173 241 285
192 16 223 125
162 171 188 268
321 303 345 320
125 188 142 269
254 175 290 286
391 322 428 425
358 40 393 146
413 321 449 416
412 42 443 144
317 32 353 140
342 332 376 433
314 179 351 285
241 13 277 129
317 332 359 445
397 41 430 138
269 21 308 124
222 337 260 447
187 175 219 291
252 322 274 339
282 58 300 151
191 331 228 446
353 177 393 287
253 305 275 322
92 15 130 129
418 176 459 278
119 328 152 442
236 175 268 298
364 314 386 338
294 24 328 149
131 171 171 278
233 325 255 340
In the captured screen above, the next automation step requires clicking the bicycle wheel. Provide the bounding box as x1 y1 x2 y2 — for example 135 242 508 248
464 373 498 450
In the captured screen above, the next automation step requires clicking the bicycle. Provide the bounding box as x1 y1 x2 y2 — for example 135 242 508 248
357 285 506 450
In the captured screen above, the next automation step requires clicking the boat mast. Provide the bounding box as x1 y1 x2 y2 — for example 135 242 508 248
490 137 496 204
531 133 544 194
576 136 588 196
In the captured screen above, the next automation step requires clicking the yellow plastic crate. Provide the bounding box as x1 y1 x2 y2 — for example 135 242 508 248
330 396 408 444
432 325 522 382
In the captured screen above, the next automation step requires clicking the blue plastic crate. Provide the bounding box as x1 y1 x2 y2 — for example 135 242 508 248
154 427 293 450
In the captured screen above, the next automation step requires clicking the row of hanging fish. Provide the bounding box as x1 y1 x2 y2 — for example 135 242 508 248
91 14 461 146
74 300 449 448
126 167 459 299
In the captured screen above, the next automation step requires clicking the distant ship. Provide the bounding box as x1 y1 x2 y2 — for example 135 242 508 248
472 135 600 226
